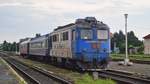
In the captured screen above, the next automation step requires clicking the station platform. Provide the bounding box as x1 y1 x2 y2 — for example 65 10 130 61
0 57 19 84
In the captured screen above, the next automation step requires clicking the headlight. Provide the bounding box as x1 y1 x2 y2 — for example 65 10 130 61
92 43 99 49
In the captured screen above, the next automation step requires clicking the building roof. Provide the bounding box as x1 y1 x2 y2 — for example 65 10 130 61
143 34 150 39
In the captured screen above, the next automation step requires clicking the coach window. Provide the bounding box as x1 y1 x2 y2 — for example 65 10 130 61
36 42 42 48
45 39 48 48
42 41 45 48
31 43 34 48
60 33 63 41
56 34 59 41
63 31 68 41
40 42 42 48
52 35 56 42
52 34 59 42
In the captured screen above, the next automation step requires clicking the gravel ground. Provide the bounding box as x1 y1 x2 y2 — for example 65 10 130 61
108 61 150 77
0 57 19 84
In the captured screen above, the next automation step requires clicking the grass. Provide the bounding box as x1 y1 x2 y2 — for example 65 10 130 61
111 54 150 61
75 74 115 84
0 57 4 66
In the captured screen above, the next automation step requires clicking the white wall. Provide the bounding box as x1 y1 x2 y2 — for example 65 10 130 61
144 39 150 54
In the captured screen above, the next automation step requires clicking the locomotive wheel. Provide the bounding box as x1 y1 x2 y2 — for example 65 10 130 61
101 57 110 69
22 55 29 59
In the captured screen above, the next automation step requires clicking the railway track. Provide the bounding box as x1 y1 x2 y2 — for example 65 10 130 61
112 59 150 64
98 69 150 84
1 56 72 84
1 52 150 84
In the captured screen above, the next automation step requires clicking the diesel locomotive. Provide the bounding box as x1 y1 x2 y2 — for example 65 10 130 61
19 17 111 70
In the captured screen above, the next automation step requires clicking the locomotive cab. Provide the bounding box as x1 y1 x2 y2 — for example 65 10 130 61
72 17 110 69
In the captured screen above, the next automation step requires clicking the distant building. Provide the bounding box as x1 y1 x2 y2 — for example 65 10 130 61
129 47 139 54
143 34 150 54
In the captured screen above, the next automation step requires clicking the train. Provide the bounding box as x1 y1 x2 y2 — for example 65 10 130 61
19 17 111 70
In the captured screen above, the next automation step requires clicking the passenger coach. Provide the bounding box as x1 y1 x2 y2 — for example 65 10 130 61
29 34 49 59
19 38 31 57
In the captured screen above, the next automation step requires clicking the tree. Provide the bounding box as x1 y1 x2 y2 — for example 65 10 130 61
0 44 2 51
11 42 17 51
111 30 143 54
111 30 125 53
2 40 9 51
127 31 142 47
1 40 18 52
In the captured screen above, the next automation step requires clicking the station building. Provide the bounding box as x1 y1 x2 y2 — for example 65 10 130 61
143 34 150 54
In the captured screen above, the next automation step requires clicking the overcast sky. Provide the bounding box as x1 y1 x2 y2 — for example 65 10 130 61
0 0 150 43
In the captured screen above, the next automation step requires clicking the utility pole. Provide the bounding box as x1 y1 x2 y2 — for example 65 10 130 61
124 14 129 65
118 14 133 66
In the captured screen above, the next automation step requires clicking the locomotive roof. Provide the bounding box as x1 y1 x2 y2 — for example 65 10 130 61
54 23 75 31
53 17 109 31
96 21 109 30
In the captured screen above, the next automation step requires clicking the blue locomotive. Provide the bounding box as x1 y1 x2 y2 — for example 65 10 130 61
19 17 110 70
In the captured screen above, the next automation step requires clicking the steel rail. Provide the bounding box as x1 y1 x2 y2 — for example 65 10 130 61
3 57 41 84
2 57 72 84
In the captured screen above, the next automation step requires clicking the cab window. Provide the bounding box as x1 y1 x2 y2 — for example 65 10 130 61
80 29 92 39
97 30 108 40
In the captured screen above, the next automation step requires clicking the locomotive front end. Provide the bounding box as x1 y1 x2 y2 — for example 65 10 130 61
73 17 110 69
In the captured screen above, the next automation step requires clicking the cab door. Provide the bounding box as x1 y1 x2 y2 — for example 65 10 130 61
71 29 76 57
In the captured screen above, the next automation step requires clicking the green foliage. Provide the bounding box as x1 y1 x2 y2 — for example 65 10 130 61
111 30 143 53
138 45 144 54
111 54 150 61
0 44 2 51
0 40 19 52
127 31 142 47
75 74 115 84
